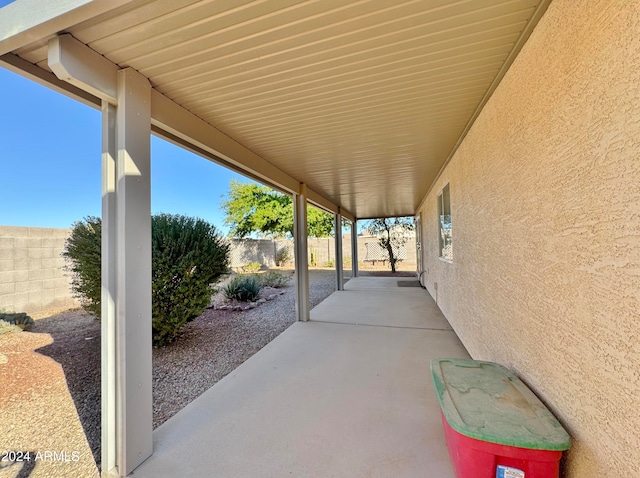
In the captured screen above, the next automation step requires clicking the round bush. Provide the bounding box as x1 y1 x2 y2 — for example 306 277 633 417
223 275 261 302
256 271 291 288
62 216 102 317
63 214 230 346
151 214 229 345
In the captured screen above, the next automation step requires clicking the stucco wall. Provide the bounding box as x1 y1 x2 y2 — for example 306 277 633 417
416 1 640 476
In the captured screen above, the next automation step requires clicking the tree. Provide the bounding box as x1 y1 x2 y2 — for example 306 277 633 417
221 180 334 238
365 217 415 273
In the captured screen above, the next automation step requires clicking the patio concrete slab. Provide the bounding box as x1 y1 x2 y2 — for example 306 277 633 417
312 276 451 330
131 277 469 478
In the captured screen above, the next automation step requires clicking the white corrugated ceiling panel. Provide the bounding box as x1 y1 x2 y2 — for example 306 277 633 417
11 0 546 218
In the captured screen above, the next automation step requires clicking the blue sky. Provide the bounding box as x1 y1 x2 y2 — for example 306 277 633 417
0 66 252 234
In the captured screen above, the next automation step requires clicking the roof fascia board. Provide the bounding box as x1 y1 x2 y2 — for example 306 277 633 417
415 0 553 215
0 0 135 56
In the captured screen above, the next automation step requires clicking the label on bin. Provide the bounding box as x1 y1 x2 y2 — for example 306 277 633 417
496 465 525 478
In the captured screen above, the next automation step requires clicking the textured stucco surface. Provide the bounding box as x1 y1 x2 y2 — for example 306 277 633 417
416 1 640 476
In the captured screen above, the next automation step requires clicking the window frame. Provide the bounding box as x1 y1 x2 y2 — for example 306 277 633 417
437 184 452 262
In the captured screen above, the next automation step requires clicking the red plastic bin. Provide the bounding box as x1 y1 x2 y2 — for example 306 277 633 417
430 359 570 478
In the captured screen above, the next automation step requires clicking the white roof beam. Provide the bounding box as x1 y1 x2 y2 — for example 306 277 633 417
43 33 355 220
0 0 136 56
0 52 99 108
49 34 118 104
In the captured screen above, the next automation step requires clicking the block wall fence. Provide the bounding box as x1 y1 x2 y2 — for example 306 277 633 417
0 225 417 317
0 226 78 318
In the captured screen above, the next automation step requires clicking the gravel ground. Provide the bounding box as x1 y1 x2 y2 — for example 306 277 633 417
29 269 346 470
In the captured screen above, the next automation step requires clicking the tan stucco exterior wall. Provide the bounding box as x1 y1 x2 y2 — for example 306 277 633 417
416 1 640 476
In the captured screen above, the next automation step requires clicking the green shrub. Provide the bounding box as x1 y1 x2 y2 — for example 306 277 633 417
63 214 230 346
275 246 291 266
152 214 230 345
242 262 262 273
0 319 22 335
309 247 317 267
223 275 261 302
0 312 34 331
257 271 290 288
323 260 334 268
62 216 102 317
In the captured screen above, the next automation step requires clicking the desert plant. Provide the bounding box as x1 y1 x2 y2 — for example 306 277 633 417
309 247 317 267
62 216 102 317
63 214 230 346
242 262 262 273
323 260 334 268
151 214 230 346
257 270 291 288
0 312 34 331
223 275 261 302
275 245 291 266
0 319 22 334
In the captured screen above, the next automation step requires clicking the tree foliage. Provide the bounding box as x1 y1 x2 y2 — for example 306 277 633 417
221 180 334 238
365 217 415 273
63 214 230 346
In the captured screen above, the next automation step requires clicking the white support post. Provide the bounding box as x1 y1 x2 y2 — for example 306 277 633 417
334 214 344 291
293 184 310 322
351 220 358 278
101 101 118 476
114 68 153 475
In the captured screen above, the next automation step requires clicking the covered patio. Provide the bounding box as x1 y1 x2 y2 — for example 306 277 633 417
133 276 468 478
1 1 638 476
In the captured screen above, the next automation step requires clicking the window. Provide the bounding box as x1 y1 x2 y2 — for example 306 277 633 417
437 184 452 261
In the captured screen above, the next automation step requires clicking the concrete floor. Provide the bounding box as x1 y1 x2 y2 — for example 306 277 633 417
131 277 469 478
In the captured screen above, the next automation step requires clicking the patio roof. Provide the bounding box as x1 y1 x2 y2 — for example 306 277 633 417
0 0 550 219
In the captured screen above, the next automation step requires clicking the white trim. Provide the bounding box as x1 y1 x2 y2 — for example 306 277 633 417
101 100 117 476
334 214 344 291
294 184 310 322
114 68 153 475
351 220 358 278
48 34 118 104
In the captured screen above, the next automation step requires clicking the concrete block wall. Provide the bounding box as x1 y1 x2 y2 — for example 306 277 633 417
0 226 78 317
229 236 417 269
